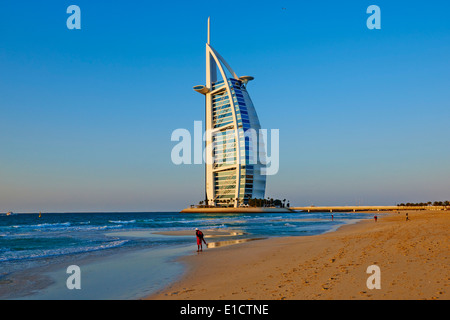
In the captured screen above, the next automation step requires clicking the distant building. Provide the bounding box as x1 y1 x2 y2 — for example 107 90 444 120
193 18 266 208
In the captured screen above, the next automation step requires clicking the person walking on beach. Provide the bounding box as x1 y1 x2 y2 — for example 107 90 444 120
374 215 378 222
195 228 207 252
406 212 409 221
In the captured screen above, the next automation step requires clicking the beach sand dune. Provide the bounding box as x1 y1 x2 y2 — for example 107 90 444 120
148 210 449 300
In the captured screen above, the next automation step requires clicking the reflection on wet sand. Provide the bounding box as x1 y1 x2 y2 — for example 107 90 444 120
154 229 246 238
207 238 266 248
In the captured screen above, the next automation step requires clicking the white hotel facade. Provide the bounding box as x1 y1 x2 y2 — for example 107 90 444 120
193 18 266 208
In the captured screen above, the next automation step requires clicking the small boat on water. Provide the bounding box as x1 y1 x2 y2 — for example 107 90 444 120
6 211 13 216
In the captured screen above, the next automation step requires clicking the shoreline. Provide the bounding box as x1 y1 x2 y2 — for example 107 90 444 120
180 207 294 213
146 210 449 300
2 243 191 300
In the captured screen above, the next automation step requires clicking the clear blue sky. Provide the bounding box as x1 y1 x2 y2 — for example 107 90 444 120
1 0 449 212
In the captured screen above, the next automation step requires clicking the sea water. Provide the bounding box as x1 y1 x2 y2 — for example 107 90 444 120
0 211 372 299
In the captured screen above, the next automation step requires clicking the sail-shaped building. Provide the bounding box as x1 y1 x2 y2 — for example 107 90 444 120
193 18 266 208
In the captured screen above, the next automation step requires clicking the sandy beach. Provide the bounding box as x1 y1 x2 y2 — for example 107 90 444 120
148 210 449 300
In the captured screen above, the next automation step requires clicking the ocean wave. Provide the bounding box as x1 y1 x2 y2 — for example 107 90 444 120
10 222 71 229
109 220 136 224
0 239 129 262
6 223 124 233
62 225 124 231
284 223 296 227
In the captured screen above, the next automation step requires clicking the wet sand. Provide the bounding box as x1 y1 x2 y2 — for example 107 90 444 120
147 210 449 300
153 229 246 237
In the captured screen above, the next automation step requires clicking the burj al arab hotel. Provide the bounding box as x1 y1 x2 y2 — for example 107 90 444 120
193 18 266 208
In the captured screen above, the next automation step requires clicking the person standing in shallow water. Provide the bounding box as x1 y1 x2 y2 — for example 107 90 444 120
195 228 207 252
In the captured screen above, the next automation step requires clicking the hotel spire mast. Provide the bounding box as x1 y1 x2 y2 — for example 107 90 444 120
207 16 210 45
